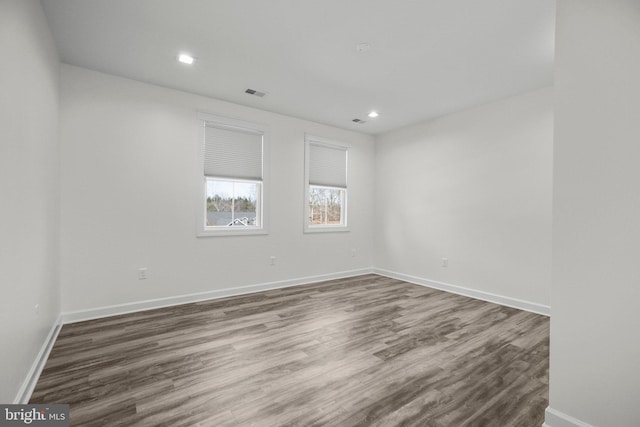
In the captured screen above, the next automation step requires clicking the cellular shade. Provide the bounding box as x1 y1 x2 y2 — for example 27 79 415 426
204 123 263 180
308 142 347 188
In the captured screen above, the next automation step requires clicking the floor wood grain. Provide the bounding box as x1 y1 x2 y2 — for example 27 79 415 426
31 274 549 426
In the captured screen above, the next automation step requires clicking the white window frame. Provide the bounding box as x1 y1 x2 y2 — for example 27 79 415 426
197 112 269 237
304 134 349 233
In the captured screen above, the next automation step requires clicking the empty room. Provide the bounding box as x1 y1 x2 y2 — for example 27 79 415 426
1 0 638 426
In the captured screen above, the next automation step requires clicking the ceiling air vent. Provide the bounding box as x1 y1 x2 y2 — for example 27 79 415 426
245 88 266 97
352 118 366 124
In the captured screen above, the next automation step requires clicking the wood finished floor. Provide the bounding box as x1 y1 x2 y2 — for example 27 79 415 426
31 274 549 426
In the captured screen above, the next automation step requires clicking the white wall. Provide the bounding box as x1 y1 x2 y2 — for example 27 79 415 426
0 0 60 403
374 88 553 309
59 65 374 313
548 1 640 426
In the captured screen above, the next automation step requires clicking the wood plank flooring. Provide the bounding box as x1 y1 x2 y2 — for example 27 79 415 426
31 274 549 426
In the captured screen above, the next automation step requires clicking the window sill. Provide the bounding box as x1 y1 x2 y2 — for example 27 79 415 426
304 226 350 234
197 227 268 237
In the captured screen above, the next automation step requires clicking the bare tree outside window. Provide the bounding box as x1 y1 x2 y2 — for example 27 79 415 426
309 186 344 225
206 179 259 227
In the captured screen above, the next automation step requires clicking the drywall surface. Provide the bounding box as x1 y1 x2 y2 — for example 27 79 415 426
0 0 60 403
374 88 553 307
549 0 640 425
59 65 374 312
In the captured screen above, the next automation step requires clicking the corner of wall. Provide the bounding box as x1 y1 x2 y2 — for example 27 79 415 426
544 407 594 427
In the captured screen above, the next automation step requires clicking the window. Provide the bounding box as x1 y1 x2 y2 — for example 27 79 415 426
304 135 348 232
197 113 268 236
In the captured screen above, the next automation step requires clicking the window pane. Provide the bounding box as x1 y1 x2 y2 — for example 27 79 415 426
309 186 343 225
232 181 257 226
206 179 259 227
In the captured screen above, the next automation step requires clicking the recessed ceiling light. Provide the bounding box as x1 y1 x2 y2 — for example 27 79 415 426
178 53 195 65
367 111 379 118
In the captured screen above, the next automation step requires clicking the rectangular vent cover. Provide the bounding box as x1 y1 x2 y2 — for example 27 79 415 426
245 88 266 97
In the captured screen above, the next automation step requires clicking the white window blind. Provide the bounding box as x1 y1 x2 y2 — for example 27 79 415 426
204 123 263 180
308 142 347 188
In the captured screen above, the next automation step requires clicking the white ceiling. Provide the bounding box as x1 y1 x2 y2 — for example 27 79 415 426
41 0 555 135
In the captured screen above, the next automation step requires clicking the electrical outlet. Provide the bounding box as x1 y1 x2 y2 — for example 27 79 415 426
351 248 357 257
269 256 276 266
441 258 449 267
138 267 148 280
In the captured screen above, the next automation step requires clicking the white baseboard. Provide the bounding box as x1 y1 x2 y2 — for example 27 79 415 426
14 315 63 404
61 268 374 324
544 407 593 427
373 268 550 316
62 268 550 323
